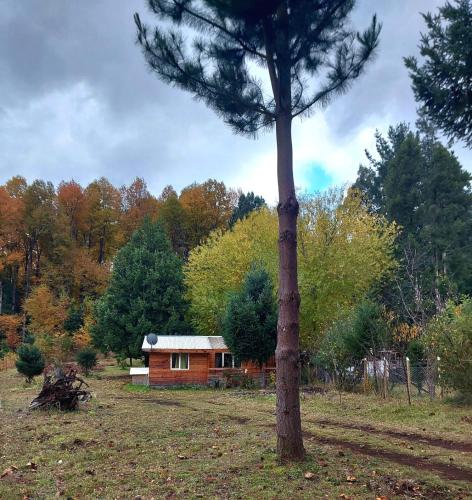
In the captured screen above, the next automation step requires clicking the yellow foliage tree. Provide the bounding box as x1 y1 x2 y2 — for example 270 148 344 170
24 285 69 361
185 208 278 335
185 189 397 348
73 298 95 350
297 189 397 347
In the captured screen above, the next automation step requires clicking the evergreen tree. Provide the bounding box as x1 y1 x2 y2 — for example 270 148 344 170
75 347 98 376
16 344 45 383
405 0 472 147
229 192 265 227
64 304 84 333
223 267 277 370
354 124 472 324
134 0 380 460
91 218 192 364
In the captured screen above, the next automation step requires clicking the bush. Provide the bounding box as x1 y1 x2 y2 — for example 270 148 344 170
316 300 390 391
16 344 45 383
75 348 98 376
423 299 472 396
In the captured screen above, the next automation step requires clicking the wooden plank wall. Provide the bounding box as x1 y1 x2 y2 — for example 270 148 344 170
149 352 209 385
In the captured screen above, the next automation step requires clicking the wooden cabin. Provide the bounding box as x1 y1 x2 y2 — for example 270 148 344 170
135 335 274 386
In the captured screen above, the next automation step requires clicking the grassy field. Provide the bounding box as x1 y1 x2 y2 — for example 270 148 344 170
1 365 471 499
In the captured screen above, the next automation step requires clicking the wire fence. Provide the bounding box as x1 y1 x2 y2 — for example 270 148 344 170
362 355 443 403
307 353 446 404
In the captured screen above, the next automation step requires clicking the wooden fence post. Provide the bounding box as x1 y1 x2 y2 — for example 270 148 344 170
437 356 443 399
405 356 412 406
382 357 388 399
363 358 368 393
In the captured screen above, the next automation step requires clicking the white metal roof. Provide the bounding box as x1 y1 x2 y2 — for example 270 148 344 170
141 335 228 351
129 367 149 375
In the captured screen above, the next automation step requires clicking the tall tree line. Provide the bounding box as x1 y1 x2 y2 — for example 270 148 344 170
354 123 472 327
0 175 260 349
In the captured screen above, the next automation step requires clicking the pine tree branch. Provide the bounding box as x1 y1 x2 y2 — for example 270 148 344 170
149 0 268 61
135 15 275 124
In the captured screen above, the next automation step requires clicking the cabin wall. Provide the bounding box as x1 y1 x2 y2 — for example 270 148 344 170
149 352 209 385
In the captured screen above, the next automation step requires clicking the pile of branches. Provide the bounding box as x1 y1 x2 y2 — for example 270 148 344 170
30 368 92 410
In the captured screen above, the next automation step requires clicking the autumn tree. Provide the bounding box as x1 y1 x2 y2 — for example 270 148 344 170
135 0 380 459
0 314 22 349
297 189 397 348
185 191 396 348
120 177 159 240
84 178 122 264
24 285 69 361
185 208 278 335
57 180 87 242
157 185 190 257
0 184 24 313
179 179 236 248
22 180 57 296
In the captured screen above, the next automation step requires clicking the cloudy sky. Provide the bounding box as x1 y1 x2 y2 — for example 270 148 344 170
1 1 471 204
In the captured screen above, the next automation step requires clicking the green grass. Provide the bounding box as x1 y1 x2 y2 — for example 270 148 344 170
0 365 471 499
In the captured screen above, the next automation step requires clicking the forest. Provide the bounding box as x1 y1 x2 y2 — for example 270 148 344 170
1 116 471 398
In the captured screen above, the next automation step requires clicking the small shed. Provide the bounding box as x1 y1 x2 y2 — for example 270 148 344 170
136 335 274 386
129 367 149 385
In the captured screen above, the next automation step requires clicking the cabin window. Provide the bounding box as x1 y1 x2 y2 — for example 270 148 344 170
215 353 241 368
171 353 189 370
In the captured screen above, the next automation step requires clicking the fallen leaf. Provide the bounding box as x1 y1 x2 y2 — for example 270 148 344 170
346 475 357 483
304 471 316 480
26 462 37 471
1 466 18 478
177 455 188 460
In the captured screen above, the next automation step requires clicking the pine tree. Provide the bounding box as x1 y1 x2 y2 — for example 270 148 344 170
223 267 277 371
354 124 472 323
134 0 381 460
229 192 265 227
75 347 98 376
405 0 472 147
91 218 192 364
16 344 45 383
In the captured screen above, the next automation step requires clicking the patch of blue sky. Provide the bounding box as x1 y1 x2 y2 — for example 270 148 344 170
298 162 334 193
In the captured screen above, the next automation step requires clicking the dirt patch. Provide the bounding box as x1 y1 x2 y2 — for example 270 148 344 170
113 396 183 407
141 398 183 407
372 475 460 499
303 430 472 483
99 374 131 381
223 414 250 424
312 418 472 453
60 438 98 450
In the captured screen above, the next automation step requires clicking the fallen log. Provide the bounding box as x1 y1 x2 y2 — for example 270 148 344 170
30 367 91 410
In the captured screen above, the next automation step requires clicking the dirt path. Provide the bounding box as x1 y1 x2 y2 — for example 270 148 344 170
304 430 472 483
311 418 472 453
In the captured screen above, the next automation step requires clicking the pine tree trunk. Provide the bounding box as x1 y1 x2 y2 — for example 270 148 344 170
275 109 305 461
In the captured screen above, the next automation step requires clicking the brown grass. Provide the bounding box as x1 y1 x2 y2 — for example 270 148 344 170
1 365 471 499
